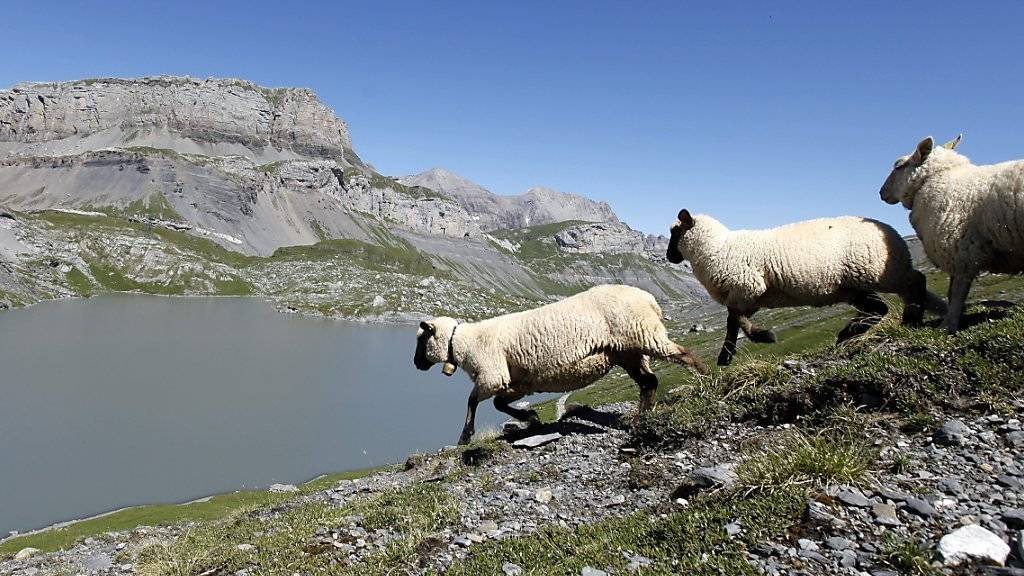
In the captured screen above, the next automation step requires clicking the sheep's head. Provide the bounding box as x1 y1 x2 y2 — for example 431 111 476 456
880 135 962 208
414 316 459 375
666 209 696 264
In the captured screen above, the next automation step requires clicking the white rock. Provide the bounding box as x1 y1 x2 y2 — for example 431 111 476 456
236 544 256 552
938 524 1010 566
534 487 553 503
512 432 562 449
14 547 40 560
268 483 299 493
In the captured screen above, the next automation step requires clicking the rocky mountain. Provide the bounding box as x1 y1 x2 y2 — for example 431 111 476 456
399 167 618 231
0 77 353 162
0 76 706 319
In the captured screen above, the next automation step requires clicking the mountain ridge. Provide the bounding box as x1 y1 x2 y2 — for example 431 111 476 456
399 167 618 231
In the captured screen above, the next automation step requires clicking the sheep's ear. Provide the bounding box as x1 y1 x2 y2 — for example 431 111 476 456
419 321 435 335
943 134 962 150
911 136 934 164
677 209 695 230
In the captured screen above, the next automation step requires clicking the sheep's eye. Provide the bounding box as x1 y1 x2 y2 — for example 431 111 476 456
893 160 907 170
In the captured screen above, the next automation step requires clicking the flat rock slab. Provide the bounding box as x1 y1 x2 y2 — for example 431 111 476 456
1001 509 1024 529
903 497 936 517
938 524 1010 566
872 502 901 526
836 490 871 508
935 419 972 446
689 465 738 489
512 432 562 449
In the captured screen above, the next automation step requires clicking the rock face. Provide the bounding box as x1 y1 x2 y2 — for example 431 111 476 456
0 77 352 162
399 168 618 231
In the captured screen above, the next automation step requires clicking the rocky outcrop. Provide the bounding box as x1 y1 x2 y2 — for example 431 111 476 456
0 77 353 163
554 222 652 255
399 168 618 231
551 222 670 260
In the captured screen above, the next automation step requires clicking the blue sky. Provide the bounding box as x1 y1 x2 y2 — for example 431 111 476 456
4 1 1023 234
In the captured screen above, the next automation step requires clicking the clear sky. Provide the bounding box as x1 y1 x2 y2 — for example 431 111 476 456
3 1 1023 235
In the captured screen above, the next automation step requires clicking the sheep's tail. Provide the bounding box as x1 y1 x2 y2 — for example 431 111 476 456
651 337 709 375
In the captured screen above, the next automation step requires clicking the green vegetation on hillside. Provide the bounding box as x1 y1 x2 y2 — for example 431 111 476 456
270 238 435 276
0 468 387 558
135 482 459 576
63 266 93 296
121 193 184 222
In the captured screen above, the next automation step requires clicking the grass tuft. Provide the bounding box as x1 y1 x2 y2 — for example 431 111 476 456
738 432 875 493
882 533 940 576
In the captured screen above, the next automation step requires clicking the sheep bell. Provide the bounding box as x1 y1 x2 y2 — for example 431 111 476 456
442 362 458 376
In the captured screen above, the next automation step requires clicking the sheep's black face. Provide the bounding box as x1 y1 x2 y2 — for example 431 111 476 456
414 322 437 371
666 208 694 264
666 227 684 263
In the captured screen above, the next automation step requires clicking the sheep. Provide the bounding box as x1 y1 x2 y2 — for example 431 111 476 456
879 135 1024 332
666 210 946 366
413 284 706 444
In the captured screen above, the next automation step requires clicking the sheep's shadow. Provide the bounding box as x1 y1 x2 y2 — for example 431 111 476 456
914 299 1013 331
501 420 606 442
560 404 628 430
500 405 627 443
956 300 1014 329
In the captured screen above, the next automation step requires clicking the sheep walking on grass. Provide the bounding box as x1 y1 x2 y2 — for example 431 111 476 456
879 135 1024 332
666 210 946 366
413 284 706 444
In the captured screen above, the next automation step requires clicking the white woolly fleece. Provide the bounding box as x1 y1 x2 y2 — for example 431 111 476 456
674 214 922 311
422 285 685 401
893 146 1024 277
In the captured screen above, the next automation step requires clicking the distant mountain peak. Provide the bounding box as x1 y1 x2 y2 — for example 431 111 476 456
399 169 618 231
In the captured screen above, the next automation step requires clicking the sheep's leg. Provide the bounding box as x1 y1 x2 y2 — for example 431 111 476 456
458 389 480 445
900 270 929 326
837 292 888 342
622 355 659 414
494 393 541 426
737 311 776 344
717 310 741 366
942 272 976 334
718 308 776 366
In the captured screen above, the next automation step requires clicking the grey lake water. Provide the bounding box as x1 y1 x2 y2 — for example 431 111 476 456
0 295 508 536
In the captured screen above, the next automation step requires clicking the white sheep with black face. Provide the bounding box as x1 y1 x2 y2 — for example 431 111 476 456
413 284 706 444
879 135 1024 332
666 210 945 365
